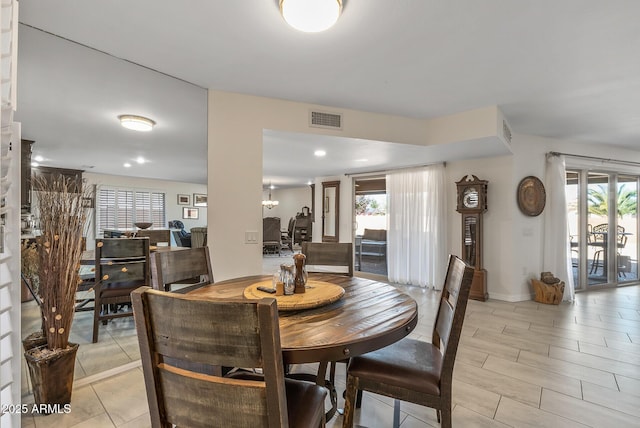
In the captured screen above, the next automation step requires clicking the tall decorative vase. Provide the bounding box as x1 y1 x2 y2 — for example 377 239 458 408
24 343 79 408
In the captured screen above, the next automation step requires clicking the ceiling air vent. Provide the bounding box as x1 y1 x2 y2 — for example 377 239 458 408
310 110 342 130
502 120 512 144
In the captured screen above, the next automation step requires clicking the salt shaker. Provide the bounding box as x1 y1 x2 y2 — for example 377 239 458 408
281 264 295 295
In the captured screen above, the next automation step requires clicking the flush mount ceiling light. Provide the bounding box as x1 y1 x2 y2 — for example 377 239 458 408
118 114 156 132
280 0 342 33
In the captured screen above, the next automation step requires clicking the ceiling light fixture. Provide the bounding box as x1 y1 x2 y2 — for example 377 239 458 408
314 150 326 157
118 114 156 132
262 184 280 209
280 0 342 33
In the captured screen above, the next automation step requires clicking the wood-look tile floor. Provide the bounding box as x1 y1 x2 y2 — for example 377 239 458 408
21 282 640 427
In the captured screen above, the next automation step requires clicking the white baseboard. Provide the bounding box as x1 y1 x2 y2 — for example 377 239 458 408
74 360 142 388
488 291 534 302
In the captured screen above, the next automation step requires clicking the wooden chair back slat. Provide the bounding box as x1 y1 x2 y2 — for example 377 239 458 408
146 293 262 367
98 237 151 259
159 364 269 428
132 288 291 427
151 246 213 292
302 242 353 276
99 260 147 284
135 229 171 246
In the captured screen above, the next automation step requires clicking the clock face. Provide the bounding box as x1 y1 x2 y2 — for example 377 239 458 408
463 187 479 209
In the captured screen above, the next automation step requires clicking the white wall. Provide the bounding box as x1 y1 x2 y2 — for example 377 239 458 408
447 135 640 301
261 186 312 222
83 172 207 247
506 134 640 300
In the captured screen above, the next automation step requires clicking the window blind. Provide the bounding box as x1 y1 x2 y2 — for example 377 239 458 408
97 187 166 235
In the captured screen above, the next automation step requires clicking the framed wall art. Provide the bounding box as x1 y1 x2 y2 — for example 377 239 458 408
177 194 190 205
193 193 207 207
182 207 199 219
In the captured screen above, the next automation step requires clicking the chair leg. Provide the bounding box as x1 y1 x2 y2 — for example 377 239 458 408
441 407 452 428
342 374 358 428
92 302 100 343
590 250 601 274
392 399 400 428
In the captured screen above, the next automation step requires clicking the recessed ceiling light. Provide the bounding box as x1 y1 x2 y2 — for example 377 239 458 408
123 163 131 168
118 114 156 132
314 150 326 157
280 0 342 33
355 158 368 162
34 155 44 162
136 157 146 164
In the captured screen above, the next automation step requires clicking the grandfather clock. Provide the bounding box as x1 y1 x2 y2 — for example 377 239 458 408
456 175 488 301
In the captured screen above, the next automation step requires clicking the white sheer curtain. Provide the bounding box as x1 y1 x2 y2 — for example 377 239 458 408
387 164 447 288
544 155 575 302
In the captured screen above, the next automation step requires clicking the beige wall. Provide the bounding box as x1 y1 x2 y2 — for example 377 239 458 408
208 90 505 281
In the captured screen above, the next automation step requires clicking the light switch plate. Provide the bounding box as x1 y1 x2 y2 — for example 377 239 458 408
245 230 258 244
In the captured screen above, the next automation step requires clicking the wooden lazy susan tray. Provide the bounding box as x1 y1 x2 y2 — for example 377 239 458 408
243 280 345 311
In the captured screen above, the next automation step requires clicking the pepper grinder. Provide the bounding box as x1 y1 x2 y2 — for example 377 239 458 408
293 253 306 294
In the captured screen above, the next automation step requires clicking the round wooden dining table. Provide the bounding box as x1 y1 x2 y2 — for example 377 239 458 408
188 273 418 420
187 273 419 365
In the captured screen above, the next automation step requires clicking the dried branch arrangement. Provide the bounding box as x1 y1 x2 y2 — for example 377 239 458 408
33 174 90 350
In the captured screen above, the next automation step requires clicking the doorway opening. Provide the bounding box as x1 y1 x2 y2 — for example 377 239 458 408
354 177 387 276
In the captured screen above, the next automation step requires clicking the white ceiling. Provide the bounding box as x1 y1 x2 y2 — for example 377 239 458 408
15 1 640 187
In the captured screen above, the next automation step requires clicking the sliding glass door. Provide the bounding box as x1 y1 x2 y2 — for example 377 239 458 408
617 175 638 282
568 170 638 290
587 172 609 286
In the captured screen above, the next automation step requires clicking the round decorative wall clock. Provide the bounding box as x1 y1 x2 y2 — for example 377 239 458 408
517 176 546 216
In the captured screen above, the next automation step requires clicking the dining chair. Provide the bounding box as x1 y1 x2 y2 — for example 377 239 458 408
263 217 283 256
294 215 312 245
342 255 474 428
131 287 327 428
151 246 213 293
301 241 354 413
589 223 607 274
190 226 208 248
589 224 627 275
302 242 353 276
282 217 296 251
92 237 150 343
